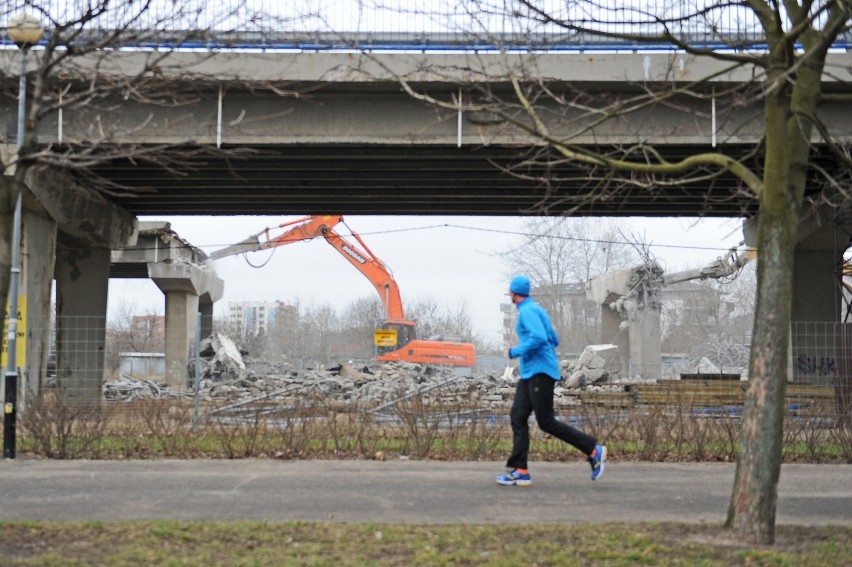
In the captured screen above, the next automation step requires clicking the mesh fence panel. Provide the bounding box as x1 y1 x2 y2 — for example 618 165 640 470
3 315 851 461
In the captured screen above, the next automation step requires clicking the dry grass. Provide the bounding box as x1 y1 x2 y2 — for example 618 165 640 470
0 521 848 566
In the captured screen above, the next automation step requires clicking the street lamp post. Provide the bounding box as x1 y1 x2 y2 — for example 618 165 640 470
4 13 43 459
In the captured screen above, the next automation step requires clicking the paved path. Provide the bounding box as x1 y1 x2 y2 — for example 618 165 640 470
1 459 849 525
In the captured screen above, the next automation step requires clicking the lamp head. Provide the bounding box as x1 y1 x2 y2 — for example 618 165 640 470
7 13 44 50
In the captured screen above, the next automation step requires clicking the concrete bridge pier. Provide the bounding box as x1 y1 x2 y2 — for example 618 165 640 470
23 167 137 404
585 267 665 381
19 203 56 406
54 244 110 402
745 209 852 393
199 294 214 339
150 262 223 390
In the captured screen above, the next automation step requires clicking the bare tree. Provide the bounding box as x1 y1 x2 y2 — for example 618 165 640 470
351 0 851 544
661 267 755 373
0 0 308 324
406 296 444 340
265 299 309 365
502 217 638 350
300 303 340 367
340 296 386 360
408 295 482 348
435 299 476 342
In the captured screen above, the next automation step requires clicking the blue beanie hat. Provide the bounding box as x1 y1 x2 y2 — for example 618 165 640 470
509 274 531 296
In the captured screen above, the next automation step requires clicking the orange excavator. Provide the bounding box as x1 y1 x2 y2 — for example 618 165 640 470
209 215 476 367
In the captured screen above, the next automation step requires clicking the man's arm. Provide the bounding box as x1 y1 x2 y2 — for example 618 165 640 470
509 306 548 358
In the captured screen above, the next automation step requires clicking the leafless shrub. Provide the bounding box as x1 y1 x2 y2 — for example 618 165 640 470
781 412 833 462
426 387 506 460
574 401 628 450
628 404 669 460
455 401 507 461
13 380 846 463
136 399 193 456
665 391 717 461
683 413 714 461
266 392 322 458
797 417 830 462
828 419 852 463
312 394 363 457
711 412 742 462
389 391 443 459
20 392 114 458
349 403 389 458
209 400 276 459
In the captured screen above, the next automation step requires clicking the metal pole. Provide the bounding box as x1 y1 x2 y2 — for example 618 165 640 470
192 312 202 433
4 51 27 459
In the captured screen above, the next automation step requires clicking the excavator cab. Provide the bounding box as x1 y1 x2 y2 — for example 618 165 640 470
374 320 417 356
374 320 476 367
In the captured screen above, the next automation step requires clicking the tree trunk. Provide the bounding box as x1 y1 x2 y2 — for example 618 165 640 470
725 47 818 541
725 204 795 543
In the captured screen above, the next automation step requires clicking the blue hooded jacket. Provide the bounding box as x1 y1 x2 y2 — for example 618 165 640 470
508 296 561 380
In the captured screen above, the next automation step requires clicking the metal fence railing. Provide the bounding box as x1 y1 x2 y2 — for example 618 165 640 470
2 315 851 461
3 1 851 52
3 316 851 408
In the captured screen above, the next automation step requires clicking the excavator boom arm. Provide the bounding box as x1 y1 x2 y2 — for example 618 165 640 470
211 215 406 322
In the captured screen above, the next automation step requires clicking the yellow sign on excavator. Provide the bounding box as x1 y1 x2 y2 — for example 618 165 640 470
374 329 398 347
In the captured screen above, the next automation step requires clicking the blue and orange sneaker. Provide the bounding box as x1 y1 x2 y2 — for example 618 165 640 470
496 469 532 486
589 445 607 481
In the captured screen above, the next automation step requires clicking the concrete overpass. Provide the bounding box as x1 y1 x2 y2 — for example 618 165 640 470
3 50 851 399
11 51 850 217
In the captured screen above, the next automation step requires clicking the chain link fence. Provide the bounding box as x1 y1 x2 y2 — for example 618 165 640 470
3 315 851 462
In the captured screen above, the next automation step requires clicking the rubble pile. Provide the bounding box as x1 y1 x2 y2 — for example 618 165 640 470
103 375 174 401
104 335 632 407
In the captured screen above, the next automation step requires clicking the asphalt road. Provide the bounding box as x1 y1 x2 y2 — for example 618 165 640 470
0 459 849 525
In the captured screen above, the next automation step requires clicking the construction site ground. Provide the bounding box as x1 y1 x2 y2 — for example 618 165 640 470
1 459 849 526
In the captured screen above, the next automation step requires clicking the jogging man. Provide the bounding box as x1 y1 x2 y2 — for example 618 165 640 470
497 274 607 486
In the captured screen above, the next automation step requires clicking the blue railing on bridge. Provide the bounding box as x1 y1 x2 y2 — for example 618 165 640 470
3 0 851 52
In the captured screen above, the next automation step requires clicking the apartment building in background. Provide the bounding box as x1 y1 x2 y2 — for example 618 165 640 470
227 300 292 337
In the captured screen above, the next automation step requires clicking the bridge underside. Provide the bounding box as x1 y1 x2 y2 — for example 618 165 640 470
80 143 785 218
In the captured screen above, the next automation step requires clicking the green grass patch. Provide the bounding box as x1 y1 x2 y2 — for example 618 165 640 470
1 521 848 566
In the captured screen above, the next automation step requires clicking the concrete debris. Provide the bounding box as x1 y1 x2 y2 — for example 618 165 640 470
199 332 246 373
103 374 188 401
562 344 620 388
102 353 625 407
102 339 719 406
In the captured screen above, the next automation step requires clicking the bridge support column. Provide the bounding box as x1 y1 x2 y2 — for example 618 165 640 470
54 244 110 402
587 268 663 381
600 307 629 377
791 247 841 324
20 207 57 405
744 214 849 385
23 166 137 405
199 294 214 339
163 289 199 389
150 262 223 390
788 229 848 395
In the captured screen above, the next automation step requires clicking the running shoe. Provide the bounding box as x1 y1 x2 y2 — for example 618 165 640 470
496 469 532 486
589 445 607 481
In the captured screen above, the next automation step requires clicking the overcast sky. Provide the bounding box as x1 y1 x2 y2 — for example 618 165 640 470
108 215 748 345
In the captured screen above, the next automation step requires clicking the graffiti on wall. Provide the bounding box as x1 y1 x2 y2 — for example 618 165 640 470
795 354 837 377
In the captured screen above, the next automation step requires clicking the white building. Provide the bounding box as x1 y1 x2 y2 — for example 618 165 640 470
227 300 290 337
